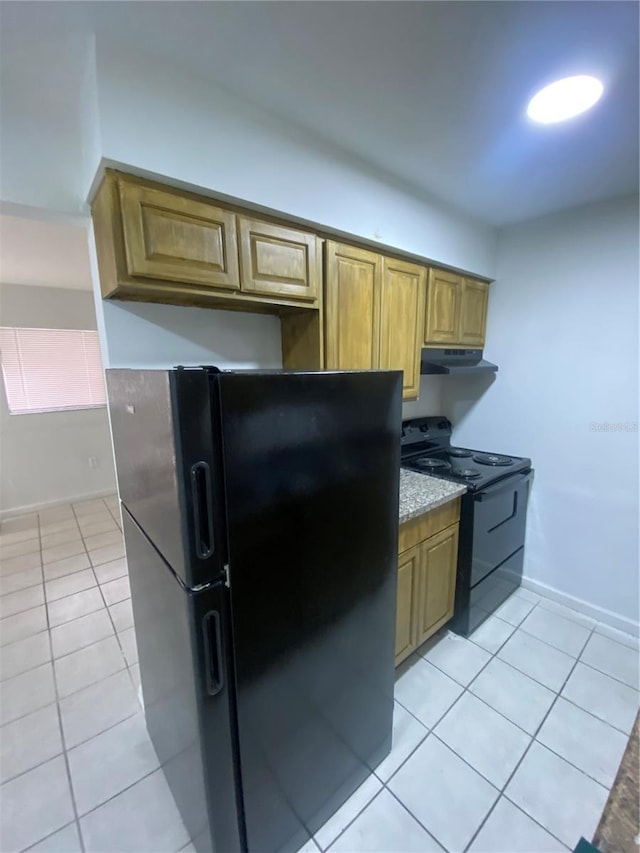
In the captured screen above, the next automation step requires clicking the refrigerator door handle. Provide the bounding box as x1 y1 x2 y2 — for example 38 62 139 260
190 462 215 559
202 610 224 696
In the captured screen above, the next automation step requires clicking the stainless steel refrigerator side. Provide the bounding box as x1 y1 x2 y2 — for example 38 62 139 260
106 369 221 589
218 371 402 853
121 508 242 852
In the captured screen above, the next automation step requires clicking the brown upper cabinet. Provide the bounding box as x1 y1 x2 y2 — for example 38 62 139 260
458 278 489 347
238 219 320 303
118 181 240 290
324 242 425 400
379 257 426 400
93 170 492 386
424 268 489 349
325 242 381 372
92 171 320 311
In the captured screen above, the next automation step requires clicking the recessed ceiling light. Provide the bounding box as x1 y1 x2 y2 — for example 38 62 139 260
527 75 604 124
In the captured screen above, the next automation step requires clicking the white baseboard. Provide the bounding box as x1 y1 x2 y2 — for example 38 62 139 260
521 575 640 638
0 489 117 520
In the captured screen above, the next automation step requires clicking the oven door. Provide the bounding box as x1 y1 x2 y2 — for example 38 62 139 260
471 472 532 588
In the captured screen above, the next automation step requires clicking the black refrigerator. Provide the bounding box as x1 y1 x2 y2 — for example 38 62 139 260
106 367 402 853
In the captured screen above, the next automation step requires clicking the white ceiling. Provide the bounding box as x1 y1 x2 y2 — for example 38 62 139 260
0 1 638 227
0 215 92 290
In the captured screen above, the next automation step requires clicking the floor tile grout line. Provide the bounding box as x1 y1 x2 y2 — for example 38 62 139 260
20 820 81 852
387 614 615 853
2 555 127 622
381 785 449 852
531 599 597 627
460 620 599 853
389 628 509 789
557 691 639 737
40 503 86 853
3 515 633 851
517 622 592 659
73 510 135 691
0 633 52 683
394 614 534 743
1 556 123 609
494 629 639 693
576 656 640 691
73 762 162 825
64 500 108 853
0 704 143 787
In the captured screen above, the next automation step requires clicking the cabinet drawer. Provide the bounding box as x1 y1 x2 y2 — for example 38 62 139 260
119 181 240 290
239 218 319 303
398 498 460 554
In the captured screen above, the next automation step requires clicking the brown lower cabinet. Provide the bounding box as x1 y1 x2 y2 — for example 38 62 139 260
395 501 460 667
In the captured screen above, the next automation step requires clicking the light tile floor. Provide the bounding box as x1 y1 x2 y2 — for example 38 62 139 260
1 497 638 852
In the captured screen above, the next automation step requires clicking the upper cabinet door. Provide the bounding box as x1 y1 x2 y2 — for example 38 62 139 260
325 242 382 371
424 269 461 345
119 181 240 289
458 279 489 347
379 258 426 400
238 218 319 303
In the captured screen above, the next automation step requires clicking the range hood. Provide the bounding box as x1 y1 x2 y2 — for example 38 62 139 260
420 348 498 375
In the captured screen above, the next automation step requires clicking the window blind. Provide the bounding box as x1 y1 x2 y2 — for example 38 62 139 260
0 327 107 414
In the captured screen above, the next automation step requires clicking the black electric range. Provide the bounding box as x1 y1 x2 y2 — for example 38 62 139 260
401 417 533 636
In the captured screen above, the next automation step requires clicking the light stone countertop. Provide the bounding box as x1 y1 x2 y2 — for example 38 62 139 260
398 468 467 524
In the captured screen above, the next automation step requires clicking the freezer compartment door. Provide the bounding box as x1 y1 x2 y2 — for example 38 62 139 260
107 369 223 588
122 509 242 853
219 370 402 853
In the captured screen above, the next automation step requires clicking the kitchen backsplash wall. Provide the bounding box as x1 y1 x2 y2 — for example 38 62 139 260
401 376 444 419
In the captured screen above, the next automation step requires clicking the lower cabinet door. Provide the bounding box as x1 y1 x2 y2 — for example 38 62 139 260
415 524 459 647
395 545 420 666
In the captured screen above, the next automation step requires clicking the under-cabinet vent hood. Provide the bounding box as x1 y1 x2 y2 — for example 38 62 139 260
420 348 498 375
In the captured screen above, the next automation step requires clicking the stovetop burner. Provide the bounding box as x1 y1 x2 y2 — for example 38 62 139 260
473 453 514 467
416 458 451 471
400 416 531 492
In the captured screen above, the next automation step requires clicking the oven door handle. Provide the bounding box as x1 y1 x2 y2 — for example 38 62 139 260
475 471 532 501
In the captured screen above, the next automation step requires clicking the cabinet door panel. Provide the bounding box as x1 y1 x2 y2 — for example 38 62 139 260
380 258 426 400
459 279 489 347
325 242 381 370
415 525 459 646
424 269 460 345
119 182 240 289
396 546 419 666
238 219 319 302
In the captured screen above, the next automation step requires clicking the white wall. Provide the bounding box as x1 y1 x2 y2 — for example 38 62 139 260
0 283 117 515
94 44 496 279
101 299 282 370
443 195 639 632
401 377 445 420
88 43 497 377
